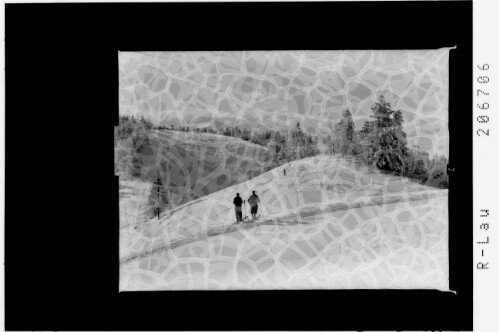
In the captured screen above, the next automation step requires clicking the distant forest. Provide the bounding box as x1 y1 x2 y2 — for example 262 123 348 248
116 95 449 217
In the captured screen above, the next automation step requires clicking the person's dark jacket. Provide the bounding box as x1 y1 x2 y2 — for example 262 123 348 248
233 196 243 206
248 194 260 207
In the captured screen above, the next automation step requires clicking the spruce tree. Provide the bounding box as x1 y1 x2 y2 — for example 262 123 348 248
147 169 169 219
359 121 374 139
365 95 409 172
330 109 358 155
338 109 357 154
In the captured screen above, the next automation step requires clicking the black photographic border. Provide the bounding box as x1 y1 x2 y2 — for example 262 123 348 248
5 1 472 330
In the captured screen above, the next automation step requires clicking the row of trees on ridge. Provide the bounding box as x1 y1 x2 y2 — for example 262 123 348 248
116 94 449 219
326 95 448 188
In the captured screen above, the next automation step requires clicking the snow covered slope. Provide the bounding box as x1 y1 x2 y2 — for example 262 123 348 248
116 129 269 226
120 154 448 291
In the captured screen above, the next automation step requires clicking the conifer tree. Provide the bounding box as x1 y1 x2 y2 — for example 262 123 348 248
147 169 169 219
364 95 409 172
338 109 357 154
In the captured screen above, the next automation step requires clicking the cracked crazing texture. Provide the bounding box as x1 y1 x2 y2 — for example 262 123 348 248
116 130 269 219
119 50 450 156
120 155 448 290
118 50 451 291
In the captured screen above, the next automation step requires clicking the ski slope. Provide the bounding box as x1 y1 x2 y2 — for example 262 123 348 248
116 129 269 219
120 154 449 291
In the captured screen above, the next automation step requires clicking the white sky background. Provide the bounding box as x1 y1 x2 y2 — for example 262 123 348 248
120 49 451 158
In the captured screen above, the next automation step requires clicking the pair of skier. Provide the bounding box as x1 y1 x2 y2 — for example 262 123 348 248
233 191 260 222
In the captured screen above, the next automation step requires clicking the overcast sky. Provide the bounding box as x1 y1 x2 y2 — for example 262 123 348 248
119 49 451 157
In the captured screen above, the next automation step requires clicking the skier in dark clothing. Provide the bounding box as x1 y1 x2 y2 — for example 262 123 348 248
233 193 243 222
247 191 261 221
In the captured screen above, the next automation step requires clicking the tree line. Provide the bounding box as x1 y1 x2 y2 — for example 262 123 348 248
326 95 449 189
116 94 448 220
152 121 320 169
115 115 321 218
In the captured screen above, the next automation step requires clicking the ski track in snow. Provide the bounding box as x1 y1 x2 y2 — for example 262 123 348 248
119 189 446 265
